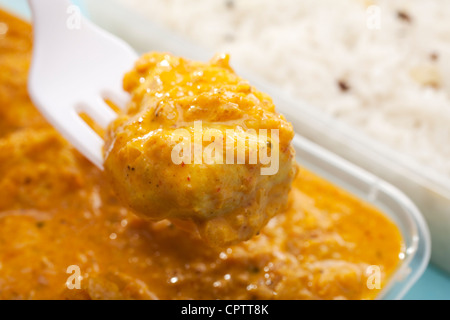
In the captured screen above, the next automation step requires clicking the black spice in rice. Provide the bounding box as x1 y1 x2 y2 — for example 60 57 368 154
430 52 439 61
338 80 350 92
397 10 412 23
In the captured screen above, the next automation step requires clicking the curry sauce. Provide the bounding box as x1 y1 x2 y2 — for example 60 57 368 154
0 10 402 300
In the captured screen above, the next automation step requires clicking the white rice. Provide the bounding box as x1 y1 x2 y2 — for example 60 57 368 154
118 0 450 179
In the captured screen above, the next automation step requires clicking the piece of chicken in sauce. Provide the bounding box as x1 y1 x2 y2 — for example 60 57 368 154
103 52 298 246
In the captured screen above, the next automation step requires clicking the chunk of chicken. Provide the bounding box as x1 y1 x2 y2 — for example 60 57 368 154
104 52 297 246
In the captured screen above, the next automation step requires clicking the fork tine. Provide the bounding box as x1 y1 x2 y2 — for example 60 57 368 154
78 97 118 129
71 114 104 170
70 114 105 169
44 108 105 169
101 89 130 111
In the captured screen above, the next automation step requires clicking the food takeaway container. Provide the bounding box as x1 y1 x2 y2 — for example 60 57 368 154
84 0 431 299
0 0 430 299
84 0 449 275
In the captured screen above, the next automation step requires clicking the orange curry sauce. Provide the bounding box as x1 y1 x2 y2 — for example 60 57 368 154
0 10 402 300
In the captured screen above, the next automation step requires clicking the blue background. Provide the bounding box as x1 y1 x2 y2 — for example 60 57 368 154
1 0 449 300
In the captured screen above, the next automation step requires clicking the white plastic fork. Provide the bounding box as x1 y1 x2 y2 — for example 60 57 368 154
27 0 138 169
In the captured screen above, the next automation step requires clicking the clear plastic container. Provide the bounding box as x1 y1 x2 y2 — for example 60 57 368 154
3 0 430 299
83 0 431 299
83 0 449 275
292 134 430 300
83 0 433 298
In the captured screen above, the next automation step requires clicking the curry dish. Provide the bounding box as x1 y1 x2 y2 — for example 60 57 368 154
0 10 402 300
104 52 297 247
